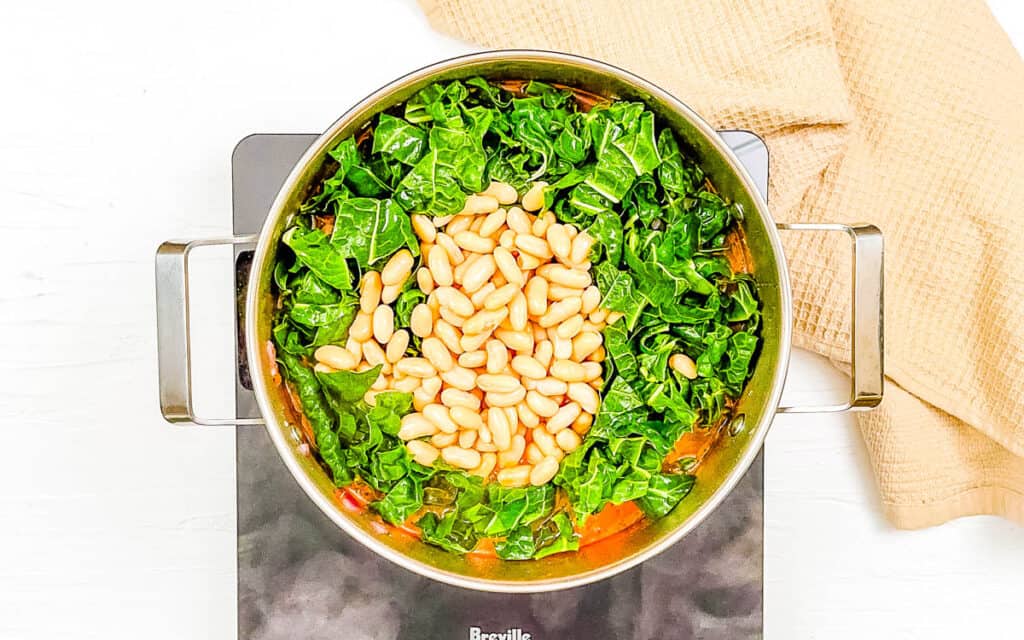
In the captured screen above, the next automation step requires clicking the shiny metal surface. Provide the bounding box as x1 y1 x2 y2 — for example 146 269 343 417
155 236 264 426
156 49 884 591
775 223 884 413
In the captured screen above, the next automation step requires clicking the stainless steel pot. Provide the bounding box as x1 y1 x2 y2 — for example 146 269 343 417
156 50 883 592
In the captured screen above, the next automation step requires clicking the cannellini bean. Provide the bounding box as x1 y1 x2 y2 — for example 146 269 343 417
439 306 466 328
518 402 540 428
459 194 500 215
535 325 551 342
428 244 454 286
463 307 507 335
525 443 545 465
498 435 527 468
344 336 363 361
434 319 464 355
493 246 524 286
434 286 474 317
532 427 560 458
477 374 521 394
486 387 527 407
477 442 498 453
483 181 518 205
551 359 586 383
506 206 532 234
581 361 603 382
515 234 553 260
498 229 516 249
395 357 435 378
372 305 395 343
459 331 491 353
458 350 487 368
494 329 533 353
580 286 600 314
421 336 455 372
524 276 549 316
502 406 519 431
349 311 373 341
568 382 600 414
526 390 559 418
546 402 581 433
441 388 480 410
469 282 496 309
534 340 554 368
518 252 544 270
606 311 624 325
359 271 382 314
571 411 593 435
361 340 386 368
530 456 560 486
446 215 472 236
479 208 508 237
410 303 433 338
398 413 437 440
450 406 483 430
423 403 459 434
488 408 512 450
362 390 379 405
454 230 496 253
461 254 496 293
572 331 603 361
588 345 606 362
386 330 409 363
484 283 518 310
471 452 498 478
478 422 493 444
370 371 388 391
570 232 594 264
539 297 582 328
511 355 546 379
423 376 443 398
442 446 482 470
485 339 509 375
407 440 440 466
436 233 465 266
433 215 454 227
546 284 581 301
556 314 584 340
589 308 608 324
431 432 458 448
538 264 591 289
551 333 573 360
441 365 477 391
546 224 571 260
522 182 547 212
555 429 582 453
314 345 355 371
535 377 568 396
670 353 699 379
497 465 531 487
393 376 420 393
411 214 436 243
381 250 414 286
508 292 528 331
381 283 401 304
416 267 435 294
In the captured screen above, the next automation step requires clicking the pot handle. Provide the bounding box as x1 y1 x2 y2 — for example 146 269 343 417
155 236 265 426
775 223 884 413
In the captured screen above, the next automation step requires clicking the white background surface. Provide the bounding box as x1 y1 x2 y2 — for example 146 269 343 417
0 2 1021 638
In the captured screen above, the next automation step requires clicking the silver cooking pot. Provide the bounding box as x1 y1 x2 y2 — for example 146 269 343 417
155 50 883 592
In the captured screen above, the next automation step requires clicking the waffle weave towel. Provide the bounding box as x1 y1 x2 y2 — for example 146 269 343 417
418 0 1024 527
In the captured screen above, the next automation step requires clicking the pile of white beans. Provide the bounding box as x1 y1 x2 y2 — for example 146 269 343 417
312 180 628 488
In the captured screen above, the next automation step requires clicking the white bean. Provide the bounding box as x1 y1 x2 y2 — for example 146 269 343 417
485 339 509 375
546 402 581 433
381 250 414 286
555 429 582 453
411 214 436 243
423 403 459 434
530 456 560 486
497 465 532 487
441 388 480 410
522 182 547 212
494 246 524 285
440 365 477 391
526 390 559 418
315 345 356 371
407 440 440 466
498 435 527 468
427 245 453 286
410 304 433 338
385 330 409 363
395 357 435 378
483 181 518 205
372 305 395 344
459 194 500 215
458 350 487 369
398 414 437 440
359 271 382 314
442 446 482 470
567 382 600 414
670 353 699 379
486 387 527 407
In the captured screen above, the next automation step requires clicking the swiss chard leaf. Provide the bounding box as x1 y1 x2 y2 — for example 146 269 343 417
330 198 418 268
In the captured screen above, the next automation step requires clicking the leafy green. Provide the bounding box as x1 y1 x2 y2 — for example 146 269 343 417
271 76 763 557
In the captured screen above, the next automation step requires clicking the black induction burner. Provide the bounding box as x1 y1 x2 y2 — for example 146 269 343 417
233 131 768 640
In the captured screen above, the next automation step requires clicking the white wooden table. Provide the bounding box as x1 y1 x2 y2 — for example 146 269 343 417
1 2 1021 638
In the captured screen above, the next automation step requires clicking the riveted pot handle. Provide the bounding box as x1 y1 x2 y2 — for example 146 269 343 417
155 236 264 426
775 223 884 413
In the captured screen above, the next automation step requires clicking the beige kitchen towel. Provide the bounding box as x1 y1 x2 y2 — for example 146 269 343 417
418 0 1024 528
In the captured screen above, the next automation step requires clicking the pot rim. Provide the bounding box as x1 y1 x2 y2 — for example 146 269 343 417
245 49 793 592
